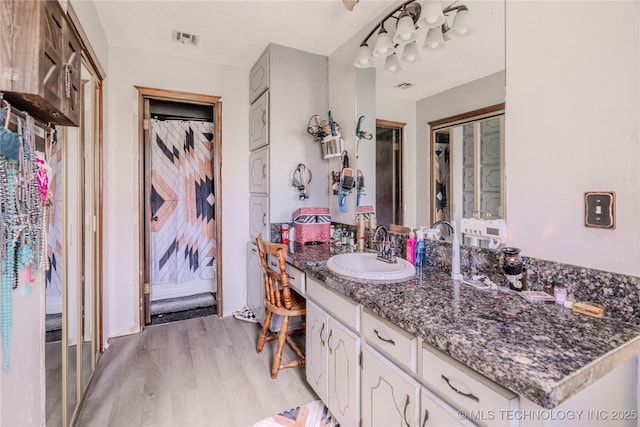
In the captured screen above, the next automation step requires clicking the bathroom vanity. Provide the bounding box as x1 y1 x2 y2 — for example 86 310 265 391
283 243 639 427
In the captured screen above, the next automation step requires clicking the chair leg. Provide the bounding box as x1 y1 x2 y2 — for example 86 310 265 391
271 315 289 379
256 311 273 353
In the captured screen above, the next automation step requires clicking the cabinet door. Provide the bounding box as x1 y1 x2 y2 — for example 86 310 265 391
249 48 269 103
420 388 468 427
249 146 269 194
60 19 82 126
249 194 269 241
246 242 265 325
249 91 269 151
362 345 420 427
327 317 360 427
306 301 328 405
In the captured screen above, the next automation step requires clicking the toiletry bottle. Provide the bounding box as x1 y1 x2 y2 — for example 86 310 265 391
357 214 365 251
414 232 425 272
406 231 416 264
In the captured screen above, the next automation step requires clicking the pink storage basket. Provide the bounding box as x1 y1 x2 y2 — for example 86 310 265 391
293 207 331 244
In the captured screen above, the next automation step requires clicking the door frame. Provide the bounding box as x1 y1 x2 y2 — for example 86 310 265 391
135 86 223 327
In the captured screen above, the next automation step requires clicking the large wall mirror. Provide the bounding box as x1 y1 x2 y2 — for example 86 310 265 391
354 0 505 235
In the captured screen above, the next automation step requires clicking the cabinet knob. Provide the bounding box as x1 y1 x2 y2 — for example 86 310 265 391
262 111 267 124
422 408 429 427
151 215 158 222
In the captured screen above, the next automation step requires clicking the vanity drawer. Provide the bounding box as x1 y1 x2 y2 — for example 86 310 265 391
306 277 359 330
267 255 306 295
362 310 417 373
421 345 517 427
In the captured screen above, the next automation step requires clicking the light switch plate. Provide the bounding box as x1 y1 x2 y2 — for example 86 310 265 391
584 191 615 229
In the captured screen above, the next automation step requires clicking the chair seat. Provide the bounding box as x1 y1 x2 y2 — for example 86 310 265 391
265 290 306 317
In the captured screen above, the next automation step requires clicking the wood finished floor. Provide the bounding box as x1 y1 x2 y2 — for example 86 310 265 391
76 315 317 427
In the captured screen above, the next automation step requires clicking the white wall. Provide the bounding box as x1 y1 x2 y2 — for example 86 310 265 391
69 0 108 73
505 1 640 276
103 44 249 338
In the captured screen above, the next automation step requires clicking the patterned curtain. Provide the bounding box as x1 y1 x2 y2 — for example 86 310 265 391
150 119 216 285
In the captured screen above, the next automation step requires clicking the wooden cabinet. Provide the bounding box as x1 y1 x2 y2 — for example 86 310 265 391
0 0 81 126
361 345 420 427
362 309 418 373
306 300 360 427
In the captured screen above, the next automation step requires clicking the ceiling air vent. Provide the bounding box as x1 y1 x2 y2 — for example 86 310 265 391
394 82 415 90
172 30 200 46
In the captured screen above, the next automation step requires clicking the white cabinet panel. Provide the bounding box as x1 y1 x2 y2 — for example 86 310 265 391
362 345 420 427
421 344 517 427
249 195 269 241
362 309 418 373
306 301 329 404
306 300 360 427
420 388 470 427
249 146 269 193
249 48 269 103
249 91 269 151
246 242 265 325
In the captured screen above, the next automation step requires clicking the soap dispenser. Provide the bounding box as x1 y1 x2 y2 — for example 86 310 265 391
406 231 416 264
414 232 425 271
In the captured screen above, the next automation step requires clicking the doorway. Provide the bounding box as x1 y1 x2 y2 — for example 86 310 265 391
136 87 223 326
375 120 404 227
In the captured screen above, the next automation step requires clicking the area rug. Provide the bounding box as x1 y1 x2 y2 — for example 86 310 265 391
252 400 340 427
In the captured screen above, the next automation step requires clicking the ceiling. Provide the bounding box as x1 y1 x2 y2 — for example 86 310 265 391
92 0 505 101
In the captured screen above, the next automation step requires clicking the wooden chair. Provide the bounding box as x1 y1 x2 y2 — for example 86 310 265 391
255 234 306 378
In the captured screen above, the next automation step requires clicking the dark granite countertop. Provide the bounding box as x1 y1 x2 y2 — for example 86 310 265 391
286 243 640 409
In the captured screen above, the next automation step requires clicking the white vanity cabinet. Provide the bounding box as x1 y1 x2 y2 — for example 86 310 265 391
421 344 518 427
306 279 360 427
361 344 420 427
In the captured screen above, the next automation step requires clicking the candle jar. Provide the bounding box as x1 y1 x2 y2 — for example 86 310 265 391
500 247 523 276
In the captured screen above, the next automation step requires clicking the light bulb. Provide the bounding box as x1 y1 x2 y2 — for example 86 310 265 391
384 53 401 72
419 0 445 29
373 27 394 57
401 42 419 63
452 8 472 36
354 44 373 68
393 11 416 44
423 27 445 50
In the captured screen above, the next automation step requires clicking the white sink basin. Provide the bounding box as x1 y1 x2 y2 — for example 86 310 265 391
326 253 415 282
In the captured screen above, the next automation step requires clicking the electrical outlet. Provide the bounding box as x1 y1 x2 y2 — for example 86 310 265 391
584 191 615 229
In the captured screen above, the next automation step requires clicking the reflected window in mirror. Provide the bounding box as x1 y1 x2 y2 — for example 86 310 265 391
429 103 505 238
375 120 404 228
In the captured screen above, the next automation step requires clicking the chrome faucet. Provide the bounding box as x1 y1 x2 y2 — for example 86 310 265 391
431 220 463 281
373 225 397 264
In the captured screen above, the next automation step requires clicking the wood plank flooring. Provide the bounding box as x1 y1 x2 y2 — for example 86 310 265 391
76 316 317 426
